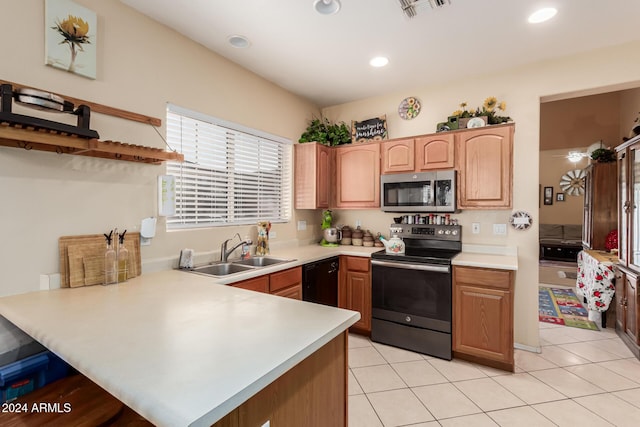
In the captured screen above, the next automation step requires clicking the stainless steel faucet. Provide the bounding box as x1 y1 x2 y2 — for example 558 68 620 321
220 233 253 262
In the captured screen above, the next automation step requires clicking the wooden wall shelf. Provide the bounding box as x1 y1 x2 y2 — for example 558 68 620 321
0 123 183 164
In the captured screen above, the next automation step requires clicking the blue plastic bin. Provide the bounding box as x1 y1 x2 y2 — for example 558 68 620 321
0 351 70 403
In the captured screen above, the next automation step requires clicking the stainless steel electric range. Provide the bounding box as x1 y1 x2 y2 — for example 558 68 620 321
370 224 461 360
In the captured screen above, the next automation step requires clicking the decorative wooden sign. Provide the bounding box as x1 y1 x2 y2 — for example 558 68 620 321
351 115 388 143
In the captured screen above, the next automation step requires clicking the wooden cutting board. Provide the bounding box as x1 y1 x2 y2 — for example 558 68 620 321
59 233 141 287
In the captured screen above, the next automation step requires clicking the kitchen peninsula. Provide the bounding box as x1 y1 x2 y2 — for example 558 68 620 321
0 270 360 426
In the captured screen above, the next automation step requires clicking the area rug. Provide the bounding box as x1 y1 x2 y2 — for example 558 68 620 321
539 287 599 330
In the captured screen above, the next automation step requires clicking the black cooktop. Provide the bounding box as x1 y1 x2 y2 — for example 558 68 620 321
371 248 460 265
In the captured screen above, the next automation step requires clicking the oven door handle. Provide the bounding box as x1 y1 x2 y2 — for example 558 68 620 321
371 259 450 273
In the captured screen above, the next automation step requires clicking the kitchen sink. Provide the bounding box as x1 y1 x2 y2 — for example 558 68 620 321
190 263 254 277
232 257 293 267
186 257 295 277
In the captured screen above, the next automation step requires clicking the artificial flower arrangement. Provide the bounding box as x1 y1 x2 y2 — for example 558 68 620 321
450 97 512 125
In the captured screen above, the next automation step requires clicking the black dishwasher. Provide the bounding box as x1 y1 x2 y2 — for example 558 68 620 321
302 257 339 307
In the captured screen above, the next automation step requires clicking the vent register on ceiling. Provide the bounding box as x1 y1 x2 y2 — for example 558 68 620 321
0 83 182 164
398 0 451 18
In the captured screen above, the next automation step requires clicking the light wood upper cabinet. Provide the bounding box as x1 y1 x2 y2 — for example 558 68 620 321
381 134 454 174
456 124 513 209
334 143 380 208
294 143 331 209
381 138 414 174
415 134 455 170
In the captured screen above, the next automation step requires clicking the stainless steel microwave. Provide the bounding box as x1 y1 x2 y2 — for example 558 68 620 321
380 170 456 213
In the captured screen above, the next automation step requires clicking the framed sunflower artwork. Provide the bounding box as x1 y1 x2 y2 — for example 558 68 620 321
45 0 97 79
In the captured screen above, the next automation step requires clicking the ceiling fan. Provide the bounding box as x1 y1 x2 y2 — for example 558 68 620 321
559 141 605 163
398 0 451 19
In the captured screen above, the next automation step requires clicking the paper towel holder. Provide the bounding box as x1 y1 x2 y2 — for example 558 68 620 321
140 217 157 246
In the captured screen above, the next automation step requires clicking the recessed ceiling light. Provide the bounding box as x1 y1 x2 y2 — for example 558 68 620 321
228 35 250 48
528 7 557 24
314 0 341 15
370 56 389 68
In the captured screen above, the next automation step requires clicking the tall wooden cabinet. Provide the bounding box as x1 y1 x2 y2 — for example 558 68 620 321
338 256 371 335
582 163 617 250
294 142 331 209
334 143 380 208
456 124 513 209
453 265 515 372
615 136 640 359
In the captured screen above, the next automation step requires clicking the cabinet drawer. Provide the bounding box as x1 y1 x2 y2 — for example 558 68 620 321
270 266 302 292
454 266 512 290
344 256 370 272
233 276 269 293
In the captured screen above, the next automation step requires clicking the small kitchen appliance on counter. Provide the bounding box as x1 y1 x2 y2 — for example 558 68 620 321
371 224 461 360
320 210 341 247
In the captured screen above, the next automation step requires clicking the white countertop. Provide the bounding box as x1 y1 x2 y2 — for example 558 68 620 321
452 252 518 270
0 270 360 427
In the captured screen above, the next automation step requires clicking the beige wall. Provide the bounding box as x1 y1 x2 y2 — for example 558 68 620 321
538 149 588 225
4 1 640 350
323 42 640 348
0 1 319 297
620 88 640 140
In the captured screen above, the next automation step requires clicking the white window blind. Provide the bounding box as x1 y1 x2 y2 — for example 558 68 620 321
165 105 291 229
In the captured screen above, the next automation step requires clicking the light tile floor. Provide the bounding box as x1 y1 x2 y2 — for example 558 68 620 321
348 322 640 427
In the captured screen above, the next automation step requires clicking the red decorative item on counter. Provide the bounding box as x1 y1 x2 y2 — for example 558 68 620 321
604 229 618 252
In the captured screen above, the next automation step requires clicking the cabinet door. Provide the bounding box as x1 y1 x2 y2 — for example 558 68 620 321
294 143 330 209
454 284 512 365
335 143 380 208
618 149 629 266
233 275 269 293
582 165 594 249
615 269 626 332
626 272 639 345
345 270 371 333
630 144 640 272
415 134 454 170
381 139 414 174
457 125 513 209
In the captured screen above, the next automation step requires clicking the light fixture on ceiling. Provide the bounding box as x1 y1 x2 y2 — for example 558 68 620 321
228 35 250 48
567 151 584 163
369 56 389 67
314 0 341 15
528 7 557 24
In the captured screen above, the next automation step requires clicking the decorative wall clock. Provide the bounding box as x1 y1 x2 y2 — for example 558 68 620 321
398 97 421 120
559 169 586 196
509 210 532 230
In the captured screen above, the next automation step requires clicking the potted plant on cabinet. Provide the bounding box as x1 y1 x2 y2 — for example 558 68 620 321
299 117 351 146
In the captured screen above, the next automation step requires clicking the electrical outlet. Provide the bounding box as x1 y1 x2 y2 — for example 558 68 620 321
493 223 507 235
297 220 306 231
472 223 480 234
270 231 277 239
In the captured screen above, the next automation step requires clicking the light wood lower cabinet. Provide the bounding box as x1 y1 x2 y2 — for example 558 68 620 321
213 332 348 427
338 256 371 334
232 267 302 300
453 265 515 371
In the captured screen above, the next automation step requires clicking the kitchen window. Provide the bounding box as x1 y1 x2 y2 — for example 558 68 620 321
165 104 291 229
